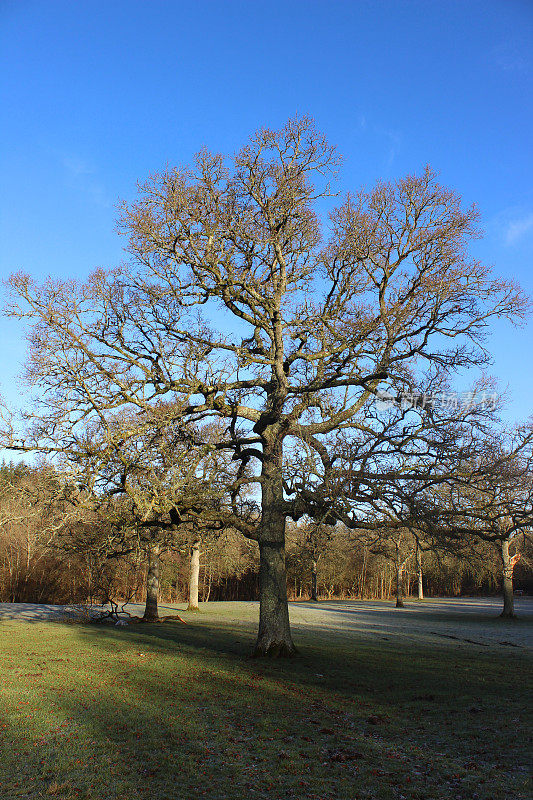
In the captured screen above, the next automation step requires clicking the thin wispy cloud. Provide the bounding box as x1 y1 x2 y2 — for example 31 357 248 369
59 153 112 208
491 41 531 74
377 126 402 167
505 212 533 245
486 208 533 248
62 155 94 177
355 114 402 167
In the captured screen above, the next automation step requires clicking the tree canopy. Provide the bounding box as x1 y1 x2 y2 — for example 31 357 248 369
2 116 528 654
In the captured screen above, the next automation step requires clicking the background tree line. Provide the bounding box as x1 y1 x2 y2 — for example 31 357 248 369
1 460 531 609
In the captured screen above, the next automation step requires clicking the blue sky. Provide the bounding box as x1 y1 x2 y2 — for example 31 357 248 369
1 0 532 426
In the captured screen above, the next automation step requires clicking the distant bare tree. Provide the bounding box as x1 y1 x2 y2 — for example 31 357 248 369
73 413 237 620
418 425 533 617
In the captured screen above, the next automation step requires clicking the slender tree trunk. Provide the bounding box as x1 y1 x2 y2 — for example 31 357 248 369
253 434 296 657
204 563 212 603
416 544 424 600
201 559 206 601
359 547 368 598
143 545 160 622
311 559 318 601
188 540 201 611
500 539 516 618
395 564 405 608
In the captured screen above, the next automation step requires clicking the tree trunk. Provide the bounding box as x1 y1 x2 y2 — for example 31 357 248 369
254 541 295 656
188 541 201 611
359 547 367 598
416 544 424 600
311 559 318 601
204 563 212 603
500 539 516 618
143 545 160 622
253 434 296 657
395 565 405 608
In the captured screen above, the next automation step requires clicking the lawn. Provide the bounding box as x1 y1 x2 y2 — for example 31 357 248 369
0 602 531 800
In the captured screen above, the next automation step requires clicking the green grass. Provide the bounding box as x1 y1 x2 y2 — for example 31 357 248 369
0 608 531 800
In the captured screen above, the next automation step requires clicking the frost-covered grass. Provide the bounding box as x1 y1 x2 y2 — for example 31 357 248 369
0 600 531 799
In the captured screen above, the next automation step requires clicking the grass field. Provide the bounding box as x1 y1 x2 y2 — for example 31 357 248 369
0 601 531 800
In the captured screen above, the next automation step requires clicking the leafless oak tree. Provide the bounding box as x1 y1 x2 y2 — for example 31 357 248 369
416 426 533 617
2 117 527 655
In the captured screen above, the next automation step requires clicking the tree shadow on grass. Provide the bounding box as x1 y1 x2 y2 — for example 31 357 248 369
0 621 531 799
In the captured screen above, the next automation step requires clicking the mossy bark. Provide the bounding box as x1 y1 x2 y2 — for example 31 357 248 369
254 541 296 657
143 545 160 622
253 434 296 657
